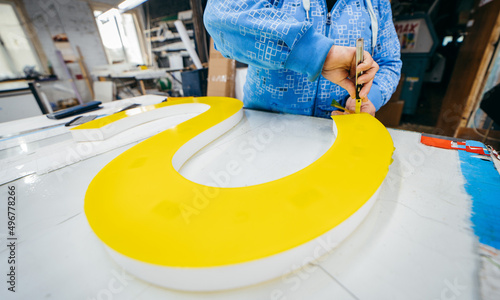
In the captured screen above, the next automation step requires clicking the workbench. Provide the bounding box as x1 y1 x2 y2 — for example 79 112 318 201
92 68 181 96
0 95 492 299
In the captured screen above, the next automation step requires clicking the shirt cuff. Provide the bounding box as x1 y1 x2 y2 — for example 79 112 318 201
368 84 384 111
284 28 335 82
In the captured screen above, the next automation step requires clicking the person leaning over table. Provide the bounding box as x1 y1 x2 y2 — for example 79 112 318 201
203 0 402 117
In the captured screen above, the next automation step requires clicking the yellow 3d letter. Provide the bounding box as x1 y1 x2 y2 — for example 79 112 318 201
74 97 394 291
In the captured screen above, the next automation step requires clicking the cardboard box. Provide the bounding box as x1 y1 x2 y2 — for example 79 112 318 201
207 39 236 97
376 74 406 127
376 100 405 127
388 74 405 103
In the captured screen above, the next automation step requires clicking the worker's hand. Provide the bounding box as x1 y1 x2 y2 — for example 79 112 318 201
331 97 376 116
321 45 379 99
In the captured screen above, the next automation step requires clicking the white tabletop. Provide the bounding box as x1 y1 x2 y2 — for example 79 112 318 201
0 95 479 299
91 69 176 80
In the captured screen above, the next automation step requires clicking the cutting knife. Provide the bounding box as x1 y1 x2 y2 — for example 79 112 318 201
355 38 364 114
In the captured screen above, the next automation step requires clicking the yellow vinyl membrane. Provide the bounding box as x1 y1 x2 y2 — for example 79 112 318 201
79 97 394 268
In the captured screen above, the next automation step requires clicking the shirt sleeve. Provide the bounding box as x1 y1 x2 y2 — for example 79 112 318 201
204 0 335 81
368 0 403 111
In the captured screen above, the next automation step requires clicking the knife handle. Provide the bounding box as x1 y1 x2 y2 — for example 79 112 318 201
355 38 364 113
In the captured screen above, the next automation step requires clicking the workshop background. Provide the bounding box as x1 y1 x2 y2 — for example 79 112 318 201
0 0 500 300
0 0 499 147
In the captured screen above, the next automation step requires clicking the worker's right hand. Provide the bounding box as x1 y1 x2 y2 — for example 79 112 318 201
321 45 379 99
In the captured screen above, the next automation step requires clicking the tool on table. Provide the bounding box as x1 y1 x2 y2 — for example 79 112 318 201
114 103 141 113
355 38 364 114
65 115 98 127
46 101 102 120
420 133 490 156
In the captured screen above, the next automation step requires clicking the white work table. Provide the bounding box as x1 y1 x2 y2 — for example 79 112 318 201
0 95 480 299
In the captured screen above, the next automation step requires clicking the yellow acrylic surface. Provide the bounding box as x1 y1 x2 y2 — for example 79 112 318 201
83 97 394 268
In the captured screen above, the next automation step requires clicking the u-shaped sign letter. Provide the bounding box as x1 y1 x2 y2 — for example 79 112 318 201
74 97 394 291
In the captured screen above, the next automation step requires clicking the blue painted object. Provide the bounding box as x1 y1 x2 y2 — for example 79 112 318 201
459 142 500 249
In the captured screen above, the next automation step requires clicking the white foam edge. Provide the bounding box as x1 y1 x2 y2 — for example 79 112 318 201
104 188 379 291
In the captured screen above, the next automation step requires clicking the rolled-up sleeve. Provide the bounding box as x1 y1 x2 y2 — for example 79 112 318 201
204 0 335 81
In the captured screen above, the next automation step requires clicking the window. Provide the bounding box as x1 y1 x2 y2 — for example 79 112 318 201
94 8 145 65
0 2 43 80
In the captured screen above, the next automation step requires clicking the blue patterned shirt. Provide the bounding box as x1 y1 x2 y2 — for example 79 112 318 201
204 0 402 118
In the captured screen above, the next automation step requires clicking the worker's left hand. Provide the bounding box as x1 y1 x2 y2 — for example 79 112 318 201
331 97 376 116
